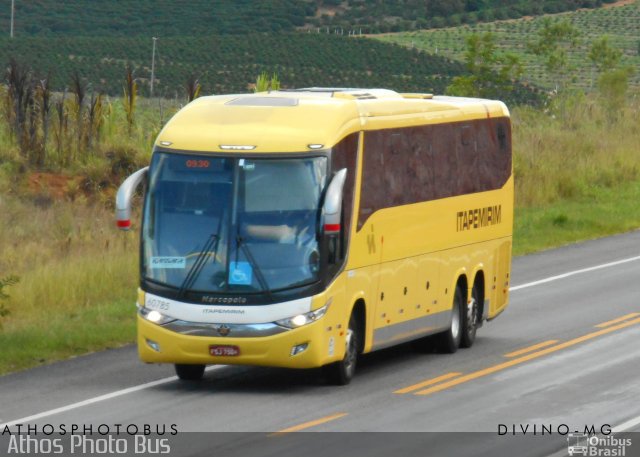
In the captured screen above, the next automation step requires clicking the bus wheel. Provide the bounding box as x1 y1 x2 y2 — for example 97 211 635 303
323 314 359 385
460 284 480 348
436 285 463 354
175 364 205 381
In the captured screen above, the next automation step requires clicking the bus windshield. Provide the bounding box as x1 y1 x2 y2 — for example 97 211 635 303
142 152 327 295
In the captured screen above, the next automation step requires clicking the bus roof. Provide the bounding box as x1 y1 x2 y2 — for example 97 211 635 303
156 88 510 154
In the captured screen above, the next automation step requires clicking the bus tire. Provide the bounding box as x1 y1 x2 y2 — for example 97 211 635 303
175 364 205 381
460 284 480 348
436 285 463 354
323 314 359 385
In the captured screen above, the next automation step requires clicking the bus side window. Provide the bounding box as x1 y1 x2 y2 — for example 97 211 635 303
497 123 508 152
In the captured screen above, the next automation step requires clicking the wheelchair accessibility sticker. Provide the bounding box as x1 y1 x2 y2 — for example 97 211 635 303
229 261 253 285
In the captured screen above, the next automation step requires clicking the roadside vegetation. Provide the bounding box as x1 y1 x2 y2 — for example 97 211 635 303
0 80 175 373
513 94 640 254
0 197 138 373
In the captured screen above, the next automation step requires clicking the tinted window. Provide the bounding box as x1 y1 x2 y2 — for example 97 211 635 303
358 118 511 230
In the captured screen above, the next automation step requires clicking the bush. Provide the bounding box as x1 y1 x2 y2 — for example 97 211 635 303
0 275 19 325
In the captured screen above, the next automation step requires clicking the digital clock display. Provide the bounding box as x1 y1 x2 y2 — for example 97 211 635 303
185 159 210 168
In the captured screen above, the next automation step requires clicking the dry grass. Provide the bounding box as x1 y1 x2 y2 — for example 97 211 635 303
0 193 140 372
0 95 182 373
0 193 140 317
512 93 640 207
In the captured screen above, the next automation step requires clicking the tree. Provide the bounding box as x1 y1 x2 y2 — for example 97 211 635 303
123 66 137 136
185 75 201 102
588 35 622 92
36 76 52 167
588 36 622 73
528 18 580 91
597 67 634 118
446 32 523 100
0 276 19 326
87 91 104 150
70 71 86 155
5 59 31 149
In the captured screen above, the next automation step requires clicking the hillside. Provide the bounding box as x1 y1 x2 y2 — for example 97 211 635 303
376 0 640 90
0 34 467 97
307 0 621 32
0 0 620 36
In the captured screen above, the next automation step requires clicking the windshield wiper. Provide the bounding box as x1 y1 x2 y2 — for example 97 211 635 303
178 233 220 298
179 202 227 298
235 235 274 302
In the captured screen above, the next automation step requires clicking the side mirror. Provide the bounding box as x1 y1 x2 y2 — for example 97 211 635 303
322 168 347 235
115 167 148 230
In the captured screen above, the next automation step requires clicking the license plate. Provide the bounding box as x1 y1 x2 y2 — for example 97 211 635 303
209 345 240 357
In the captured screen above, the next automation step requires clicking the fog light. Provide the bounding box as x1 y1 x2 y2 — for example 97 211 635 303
146 339 161 352
290 343 309 356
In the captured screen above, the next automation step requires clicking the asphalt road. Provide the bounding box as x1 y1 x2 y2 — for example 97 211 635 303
2 231 640 457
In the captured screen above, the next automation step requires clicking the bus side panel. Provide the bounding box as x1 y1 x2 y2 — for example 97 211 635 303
491 239 512 318
415 253 444 322
370 257 419 350
344 264 378 354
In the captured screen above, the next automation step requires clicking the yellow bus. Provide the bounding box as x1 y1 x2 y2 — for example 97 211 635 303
116 88 513 384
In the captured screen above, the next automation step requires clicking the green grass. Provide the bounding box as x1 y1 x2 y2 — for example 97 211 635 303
514 179 640 255
0 194 139 374
376 1 640 91
0 300 135 374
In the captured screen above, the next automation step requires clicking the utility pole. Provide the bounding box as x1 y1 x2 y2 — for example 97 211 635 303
10 0 15 38
150 37 158 97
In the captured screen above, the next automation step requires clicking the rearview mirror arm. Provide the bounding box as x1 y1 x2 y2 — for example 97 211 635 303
115 167 149 230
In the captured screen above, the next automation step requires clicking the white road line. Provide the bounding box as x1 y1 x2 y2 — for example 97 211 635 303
612 413 640 433
510 256 640 291
0 366 221 428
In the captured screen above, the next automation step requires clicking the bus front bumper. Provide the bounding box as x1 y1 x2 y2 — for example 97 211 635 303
137 315 341 369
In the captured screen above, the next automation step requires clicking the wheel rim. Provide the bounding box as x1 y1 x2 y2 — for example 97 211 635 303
343 328 357 376
467 297 477 337
451 300 460 340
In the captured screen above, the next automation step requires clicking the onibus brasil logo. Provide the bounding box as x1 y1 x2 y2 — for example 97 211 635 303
567 433 632 456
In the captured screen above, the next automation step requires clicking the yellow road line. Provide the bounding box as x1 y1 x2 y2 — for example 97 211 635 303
413 316 640 396
272 413 348 435
394 372 463 394
595 312 640 328
504 340 559 358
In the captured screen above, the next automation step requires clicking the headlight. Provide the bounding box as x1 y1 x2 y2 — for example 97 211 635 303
275 301 330 329
139 307 176 325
